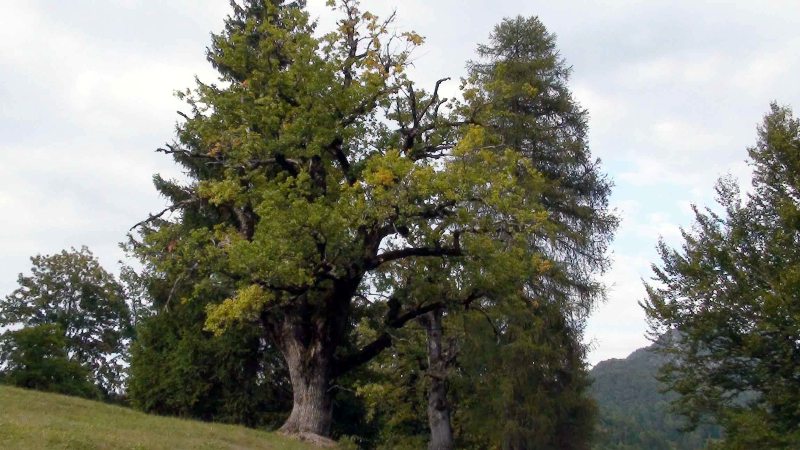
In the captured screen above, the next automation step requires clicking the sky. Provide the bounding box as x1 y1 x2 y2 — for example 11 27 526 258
1 0 799 365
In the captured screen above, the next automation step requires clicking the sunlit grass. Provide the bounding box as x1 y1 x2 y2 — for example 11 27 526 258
0 385 313 449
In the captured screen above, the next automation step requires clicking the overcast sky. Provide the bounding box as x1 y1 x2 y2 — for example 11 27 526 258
2 0 799 364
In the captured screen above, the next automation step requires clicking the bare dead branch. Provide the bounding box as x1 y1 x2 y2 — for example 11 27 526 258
129 198 199 231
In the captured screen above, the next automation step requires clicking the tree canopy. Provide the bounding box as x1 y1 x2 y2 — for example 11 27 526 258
0 247 132 398
128 0 614 441
0 324 98 398
643 103 800 448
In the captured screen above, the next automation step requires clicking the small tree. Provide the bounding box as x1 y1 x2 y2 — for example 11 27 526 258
0 324 97 398
0 247 133 397
643 104 800 448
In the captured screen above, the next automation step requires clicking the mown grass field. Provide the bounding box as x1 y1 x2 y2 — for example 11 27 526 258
0 385 313 449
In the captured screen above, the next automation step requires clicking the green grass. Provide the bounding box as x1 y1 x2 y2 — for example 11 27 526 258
0 385 314 449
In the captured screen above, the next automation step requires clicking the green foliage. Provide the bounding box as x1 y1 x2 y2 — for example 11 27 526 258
590 342 722 450
0 247 132 397
454 304 597 450
347 324 429 449
343 15 614 449
0 324 97 399
466 17 617 307
642 104 800 448
348 302 597 450
128 299 291 428
129 0 614 439
451 15 613 450
134 0 558 349
126 241 291 428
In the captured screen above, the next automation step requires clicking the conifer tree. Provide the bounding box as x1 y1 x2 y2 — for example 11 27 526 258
438 16 611 449
643 104 800 448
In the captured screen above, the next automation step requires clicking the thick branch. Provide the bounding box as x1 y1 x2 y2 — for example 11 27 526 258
274 153 300 177
325 136 356 185
332 300 445 377
332 287 483 378
420 77 450 118
366 245 462 270
233 204 256 240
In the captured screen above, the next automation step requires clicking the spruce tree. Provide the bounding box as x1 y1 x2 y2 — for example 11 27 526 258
643 104 800 448
450 16 613 449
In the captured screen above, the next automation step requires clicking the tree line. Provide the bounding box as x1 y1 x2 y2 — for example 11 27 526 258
1 1 798 449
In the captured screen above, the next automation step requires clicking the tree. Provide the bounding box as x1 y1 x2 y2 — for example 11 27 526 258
0 324 97 398
350 297 597 449
466 15 616 306
440 16 611 449
408 15 612 449
131 1 612 439
454 302 596 450
643 104 800 448
127 260 292 428
0 247 132 397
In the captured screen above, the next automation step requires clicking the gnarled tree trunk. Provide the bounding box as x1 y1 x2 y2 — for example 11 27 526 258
267 315 336 441
268 283 355 442
420 307 455 450
279 342 332 435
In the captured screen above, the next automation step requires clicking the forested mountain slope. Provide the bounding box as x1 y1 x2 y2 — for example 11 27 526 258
590 343 722 449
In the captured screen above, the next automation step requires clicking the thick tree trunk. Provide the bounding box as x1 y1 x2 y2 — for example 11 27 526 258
269 282 357 443
420 308 455 450
274 321 334 438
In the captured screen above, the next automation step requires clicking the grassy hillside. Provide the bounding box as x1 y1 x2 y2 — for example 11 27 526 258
0 385 313 450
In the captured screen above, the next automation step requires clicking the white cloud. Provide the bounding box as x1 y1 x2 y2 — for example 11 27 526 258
731 38 800 96
627 53 723 86
586 253 652 365
618 117 743 189
573 83 628 138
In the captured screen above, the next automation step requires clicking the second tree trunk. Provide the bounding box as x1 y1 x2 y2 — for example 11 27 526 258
420 307 454 450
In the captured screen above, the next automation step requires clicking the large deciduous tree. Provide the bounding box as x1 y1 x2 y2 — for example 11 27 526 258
0 247 132 397
643 104 800 448
132 1 613 439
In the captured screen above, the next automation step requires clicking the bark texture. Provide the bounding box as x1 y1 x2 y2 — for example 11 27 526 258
269 282 356 438
272 319 335 437
420 308 455 450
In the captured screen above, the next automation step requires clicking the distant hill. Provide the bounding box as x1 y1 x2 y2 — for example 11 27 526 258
0 385 312 450
590 343 722 449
